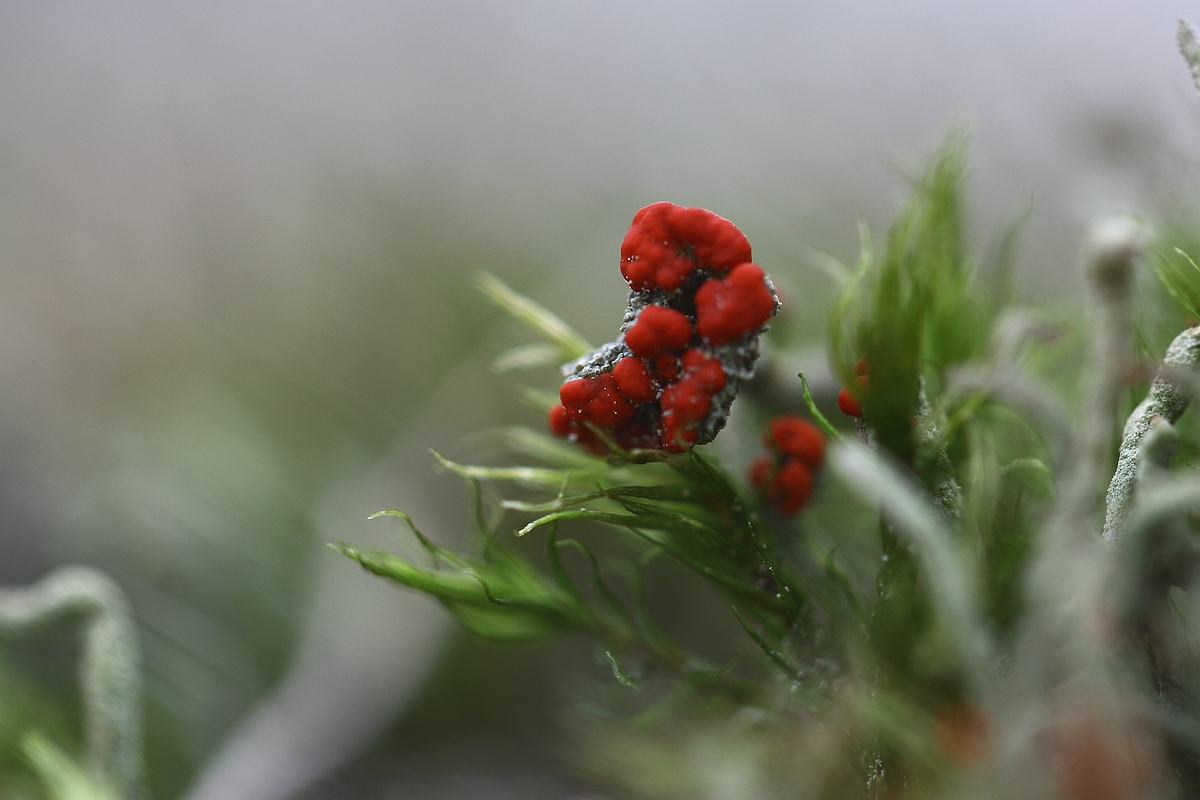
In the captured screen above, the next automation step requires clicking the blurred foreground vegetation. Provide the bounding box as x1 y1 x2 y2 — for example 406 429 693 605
9 42 1200 800
338 135 1200 800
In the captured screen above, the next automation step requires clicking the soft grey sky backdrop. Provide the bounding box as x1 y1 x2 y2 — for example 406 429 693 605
4 1 1200 320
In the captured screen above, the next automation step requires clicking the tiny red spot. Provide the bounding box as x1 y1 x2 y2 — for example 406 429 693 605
837 375 869 417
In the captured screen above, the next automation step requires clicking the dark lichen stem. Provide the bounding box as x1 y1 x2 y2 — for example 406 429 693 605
1103 326 1200 540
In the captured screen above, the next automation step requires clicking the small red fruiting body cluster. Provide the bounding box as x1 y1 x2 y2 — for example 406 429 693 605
549 202 779 453
837 357 870 418
620 201 753 292
748 415 825 514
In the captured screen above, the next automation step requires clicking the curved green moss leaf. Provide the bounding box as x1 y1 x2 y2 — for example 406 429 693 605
799 371 845 442
1154 248 1200 321
475 272 592 360
331 542 592 642
605 651 641 690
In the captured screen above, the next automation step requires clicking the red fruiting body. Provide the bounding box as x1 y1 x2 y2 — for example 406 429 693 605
547 404 605 454
748 456 773 488
550 202 777 454
681 349 726 392
766 415 825 467
620 202 752 292
694 263 775 344
855 356 870 376
548 403 573 436
612 356 657 403
770 460 813 514
653 354 682 382
659 354 727 452
837 374 869 417
660 381 711 451
836 388 862 418
750 413 825 514
625 304 693 356
660 382 709 423
560 373 635 427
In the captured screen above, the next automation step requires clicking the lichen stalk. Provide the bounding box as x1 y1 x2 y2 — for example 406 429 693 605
1014 216 1143 699
1046 215 1141 547
0 566 145 799
1103 325 1200 540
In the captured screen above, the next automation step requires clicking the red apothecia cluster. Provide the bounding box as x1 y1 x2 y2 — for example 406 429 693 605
837 357 870 418
748 415 825 514
549 202 780 453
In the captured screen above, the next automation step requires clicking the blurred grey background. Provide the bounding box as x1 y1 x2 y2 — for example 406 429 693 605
1 1 1200 798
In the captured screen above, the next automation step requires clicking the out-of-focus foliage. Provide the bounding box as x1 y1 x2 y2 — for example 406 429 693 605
1153 246 1200 321
0 567 145 799
22 734 118 800
828 135 992 464
0 661 76 800
339 134 1200 799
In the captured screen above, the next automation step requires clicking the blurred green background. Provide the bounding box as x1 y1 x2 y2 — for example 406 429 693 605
2 2 1200 798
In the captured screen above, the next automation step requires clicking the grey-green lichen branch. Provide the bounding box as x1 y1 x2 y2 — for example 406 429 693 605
0 566 145 799
1033 215 1140 556
1103 325 1200 540
1180 19 1200 93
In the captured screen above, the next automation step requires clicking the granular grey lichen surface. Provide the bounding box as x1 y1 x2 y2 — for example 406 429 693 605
1103 326 1200 540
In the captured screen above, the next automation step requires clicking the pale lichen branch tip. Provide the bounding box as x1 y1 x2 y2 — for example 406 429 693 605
1082 214 1145 295
1180 19 1200 91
